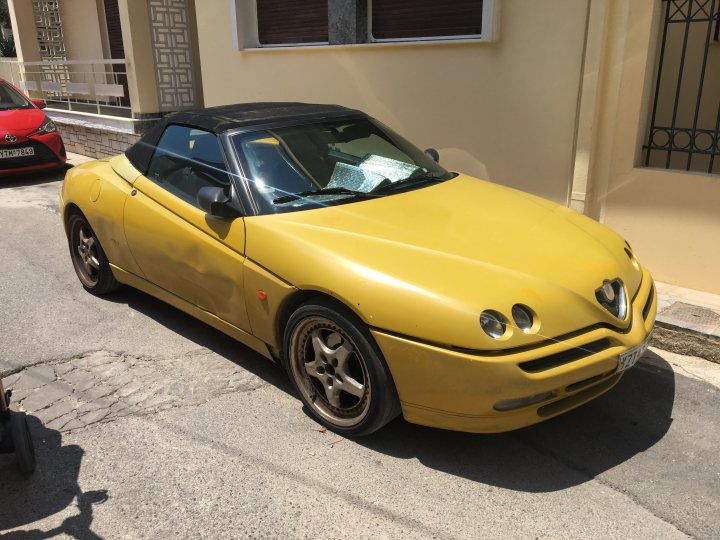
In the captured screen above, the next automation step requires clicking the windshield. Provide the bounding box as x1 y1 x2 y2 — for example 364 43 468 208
0 82 33 110
231 117 455 214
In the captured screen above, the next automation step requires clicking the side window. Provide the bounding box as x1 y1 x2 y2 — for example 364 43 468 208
146 125 230 208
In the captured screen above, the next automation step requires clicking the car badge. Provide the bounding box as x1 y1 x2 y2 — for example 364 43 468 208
4 134 17 143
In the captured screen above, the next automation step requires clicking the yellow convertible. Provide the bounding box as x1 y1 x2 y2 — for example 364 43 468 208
60 103 656 436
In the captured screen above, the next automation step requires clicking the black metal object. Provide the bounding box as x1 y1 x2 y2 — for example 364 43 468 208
644 0 720 173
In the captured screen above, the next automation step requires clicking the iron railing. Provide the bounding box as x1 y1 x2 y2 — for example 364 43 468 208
0 59 131 118
644 0 720 174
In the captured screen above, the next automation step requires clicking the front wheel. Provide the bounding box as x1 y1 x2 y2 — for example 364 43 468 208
283 301 400 436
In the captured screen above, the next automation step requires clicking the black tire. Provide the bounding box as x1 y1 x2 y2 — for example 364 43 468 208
67 212 120 295
10 411 35 474
283 299 401 437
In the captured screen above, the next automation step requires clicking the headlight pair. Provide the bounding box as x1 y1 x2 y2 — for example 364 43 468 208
480 304 536 339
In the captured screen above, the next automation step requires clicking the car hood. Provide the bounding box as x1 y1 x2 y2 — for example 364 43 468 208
245 175 643 350
0 108 45 137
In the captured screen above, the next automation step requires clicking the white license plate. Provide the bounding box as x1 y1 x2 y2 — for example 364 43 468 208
0 147 34 159
617 332 653 372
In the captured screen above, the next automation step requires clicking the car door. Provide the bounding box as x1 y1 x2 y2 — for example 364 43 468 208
123 124 251 332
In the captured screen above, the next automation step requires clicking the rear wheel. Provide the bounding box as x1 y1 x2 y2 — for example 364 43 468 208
284 301 400 436
67 213 119 295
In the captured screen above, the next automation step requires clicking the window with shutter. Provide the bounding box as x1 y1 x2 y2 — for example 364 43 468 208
257 0 329 45
103 0 129 107
103 0 125 59
370 0 483 41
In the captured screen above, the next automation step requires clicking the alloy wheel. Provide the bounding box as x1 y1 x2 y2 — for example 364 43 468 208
288 316 372 427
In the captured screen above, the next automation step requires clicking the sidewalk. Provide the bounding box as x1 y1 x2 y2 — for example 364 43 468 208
66 152 96 167
653 282 720 364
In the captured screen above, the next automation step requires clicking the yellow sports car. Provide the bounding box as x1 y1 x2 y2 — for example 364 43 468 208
60 103 656 436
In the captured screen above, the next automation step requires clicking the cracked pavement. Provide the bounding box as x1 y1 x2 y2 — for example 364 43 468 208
6 350 267 433
1 166 720 538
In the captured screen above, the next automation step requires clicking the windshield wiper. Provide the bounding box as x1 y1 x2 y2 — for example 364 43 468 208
273 187 381 204
370 171 448 194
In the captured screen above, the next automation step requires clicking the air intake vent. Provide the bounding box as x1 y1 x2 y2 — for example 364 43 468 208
518 339 612 373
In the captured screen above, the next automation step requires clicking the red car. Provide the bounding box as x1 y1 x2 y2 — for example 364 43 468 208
0 78 66 174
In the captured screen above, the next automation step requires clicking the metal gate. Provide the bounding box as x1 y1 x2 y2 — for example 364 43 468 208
644 0 720 174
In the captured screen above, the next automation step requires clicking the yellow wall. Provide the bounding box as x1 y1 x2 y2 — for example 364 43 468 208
586 0 720 294
194 0 590 204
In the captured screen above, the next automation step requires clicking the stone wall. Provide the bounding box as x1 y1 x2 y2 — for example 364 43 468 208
56 122 140 159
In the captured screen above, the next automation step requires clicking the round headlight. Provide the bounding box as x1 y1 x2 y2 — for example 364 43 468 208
511 304 534 332
480 310 507 339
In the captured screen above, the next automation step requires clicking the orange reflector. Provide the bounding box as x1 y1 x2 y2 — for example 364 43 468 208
256 290 267 301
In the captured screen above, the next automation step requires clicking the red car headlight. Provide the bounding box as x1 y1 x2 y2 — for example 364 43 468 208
35 118 57 135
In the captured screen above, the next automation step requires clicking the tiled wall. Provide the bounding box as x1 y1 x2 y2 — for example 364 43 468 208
57 123 140 159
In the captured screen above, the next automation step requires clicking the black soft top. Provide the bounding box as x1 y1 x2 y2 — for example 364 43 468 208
125 102 364 174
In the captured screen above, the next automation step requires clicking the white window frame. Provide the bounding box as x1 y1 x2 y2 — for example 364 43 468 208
231 0 500 50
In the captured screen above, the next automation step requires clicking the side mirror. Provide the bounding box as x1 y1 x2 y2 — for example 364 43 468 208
197 186 242 218
32 100 47 109
424 148 439 162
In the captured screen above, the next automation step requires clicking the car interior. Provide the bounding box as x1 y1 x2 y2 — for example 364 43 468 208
146 126 230 208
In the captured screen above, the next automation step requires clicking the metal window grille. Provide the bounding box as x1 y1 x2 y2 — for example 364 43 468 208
644 0 720 174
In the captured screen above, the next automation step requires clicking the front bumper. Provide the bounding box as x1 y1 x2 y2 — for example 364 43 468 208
373 267 657 433
0 132 66 175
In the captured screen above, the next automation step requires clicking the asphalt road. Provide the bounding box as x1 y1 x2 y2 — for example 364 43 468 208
1 162 719 539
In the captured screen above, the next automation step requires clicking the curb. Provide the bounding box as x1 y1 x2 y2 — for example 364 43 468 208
651 323 720 365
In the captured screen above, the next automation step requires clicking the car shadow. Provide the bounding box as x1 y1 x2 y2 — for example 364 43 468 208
103 287 295 396
356 350 675 492
97 287 675 493
0 165 70 189
0 416 108 538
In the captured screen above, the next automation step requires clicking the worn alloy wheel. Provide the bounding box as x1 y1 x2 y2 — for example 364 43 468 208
284 301 400 436
67 213 119 295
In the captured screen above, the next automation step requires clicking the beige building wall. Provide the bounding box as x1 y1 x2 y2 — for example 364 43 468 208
117 0 160 114
60 0 106 61
60 0 110 100
7 0 41 64
194 0 591 204
585 0 720 294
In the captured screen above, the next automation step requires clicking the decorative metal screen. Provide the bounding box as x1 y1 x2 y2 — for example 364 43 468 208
31 0 67 100
149 0 198 111
644 0 720 174
32 0 66 60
